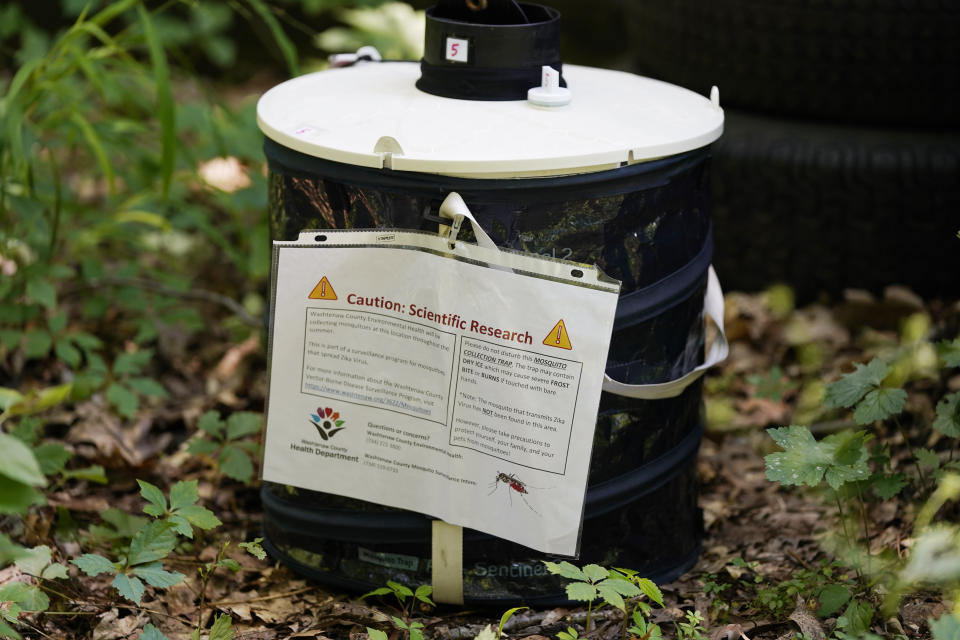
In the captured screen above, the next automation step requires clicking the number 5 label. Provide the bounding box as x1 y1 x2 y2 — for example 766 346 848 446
445 37 469 63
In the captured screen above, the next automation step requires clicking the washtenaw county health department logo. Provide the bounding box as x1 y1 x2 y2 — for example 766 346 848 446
310 407 345 440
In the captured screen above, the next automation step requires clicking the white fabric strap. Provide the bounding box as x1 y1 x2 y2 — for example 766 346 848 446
438 192 499 250
602 266 727 400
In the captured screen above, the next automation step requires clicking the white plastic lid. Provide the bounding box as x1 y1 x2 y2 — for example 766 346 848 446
257 62 723 178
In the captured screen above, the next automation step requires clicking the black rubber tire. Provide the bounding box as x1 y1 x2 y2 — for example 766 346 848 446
710 109 960 300
625 0 960 126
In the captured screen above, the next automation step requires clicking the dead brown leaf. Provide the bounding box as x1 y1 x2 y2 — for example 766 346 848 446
70 401 170 468
92 608 148 640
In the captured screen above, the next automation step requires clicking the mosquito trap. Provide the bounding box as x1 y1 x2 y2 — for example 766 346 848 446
257 0 725 606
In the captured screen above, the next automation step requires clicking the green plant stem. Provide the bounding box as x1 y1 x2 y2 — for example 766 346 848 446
895 417 927 490
586 599 593 636
47 150 62 261
834 493 863 581
855 482 873 572
14 619 54 640
197 542 227 633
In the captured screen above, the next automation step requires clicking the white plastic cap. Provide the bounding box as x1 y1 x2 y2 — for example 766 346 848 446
527 66 572 107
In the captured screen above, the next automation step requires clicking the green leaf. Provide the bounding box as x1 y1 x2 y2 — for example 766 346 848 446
218 444 254 483
47 312 67 335
823 439 871 490
359 587 392 599
138 479 167 516
29 383 73 414
113 351 152 376
0 330 22 350
137 4 175 197
565 581 598 601
168 480 198 510
131 562 184 588
25 276 56 310
930 613 960 640
177 504 222 531
765 426 832 487
14 545 52 577
934 392 960 438
837 598 874 636
544 560 587 581
937 339 960 368
238 538 266 561
61 465 108 484
126 377 168 398
23 329 52 359
127 520 177 565
0 583 49 612
386 581 413 598
596 582 625 611
765 427 870 490
824 359 888 409
366 629 389 640
245 0 298 76
41 562 69 580
187 438 219 455
0 619 22 639
54 339 82 368
33 442 72 476
225 411 262 440
9 419 38 446
69 112 115 196
71 332 102 351
634 577 664 606
73 553 118 577
113 573 146 605
916 448 941 470
90 508 149 541
139 623 171 640
817 584 851 617
197 411 225 438
208 613 234 640
414 584 434 606
0 533 27 566
107 383 139 418
0 388 24 411
601 577 641 597
872 473 908 500
498 606 527 636
0 433 47 486
9 382 73 415
582 564 608 583
216 558 242 573
0 476 43 514
167 514 193 538
853 388 907 424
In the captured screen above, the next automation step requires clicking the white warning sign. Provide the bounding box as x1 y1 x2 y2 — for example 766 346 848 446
263 211 620 556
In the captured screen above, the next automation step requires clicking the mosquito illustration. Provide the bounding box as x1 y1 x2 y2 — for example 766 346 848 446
489 471 541 515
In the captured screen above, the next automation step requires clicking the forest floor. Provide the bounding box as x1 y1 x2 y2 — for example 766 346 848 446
9 281 957 640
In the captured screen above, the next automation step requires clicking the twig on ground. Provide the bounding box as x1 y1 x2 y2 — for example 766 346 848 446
208 585 320 607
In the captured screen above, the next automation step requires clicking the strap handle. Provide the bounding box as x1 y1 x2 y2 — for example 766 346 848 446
438 192 499 250
602 266 728 400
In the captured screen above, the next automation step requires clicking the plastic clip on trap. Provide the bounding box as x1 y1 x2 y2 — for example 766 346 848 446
258 0 725 606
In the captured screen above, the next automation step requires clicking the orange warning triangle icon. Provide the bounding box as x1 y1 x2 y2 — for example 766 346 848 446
542 319 572 350
308 276 338 300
